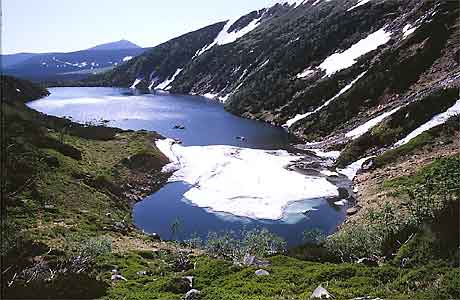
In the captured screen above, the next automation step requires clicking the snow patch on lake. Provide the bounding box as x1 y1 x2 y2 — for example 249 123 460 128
202 92 219 100
345 106 402 140
156 139 339 220
319 27 391 76
284 71 367 128
395 100 460 147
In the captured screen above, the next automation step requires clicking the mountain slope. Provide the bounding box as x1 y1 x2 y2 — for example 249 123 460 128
87 39 141 51
1 40 146 81
90 0 459 161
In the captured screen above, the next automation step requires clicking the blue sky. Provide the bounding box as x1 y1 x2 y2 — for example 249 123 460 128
2 0 279 54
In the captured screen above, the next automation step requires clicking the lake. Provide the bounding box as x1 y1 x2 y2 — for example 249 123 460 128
28 87 347 245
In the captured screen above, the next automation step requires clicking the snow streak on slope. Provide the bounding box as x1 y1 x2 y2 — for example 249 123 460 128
196 17 262 56
345 106 402 139
155 68 183 90
285 71 367 128
402 24 418 39
395 100 460 147
156 139 339 220
338 156 374 180
347 0 372 11
130 78 142 89
296 68 314 79
319 27 391 76
274 0 305 7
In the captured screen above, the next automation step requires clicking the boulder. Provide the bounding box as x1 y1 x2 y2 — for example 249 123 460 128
357 257 379 267
337 187 349 199
310 285 334 299
242 254 270 267
111 274 127 281
182 276 194 288
347 206 360 215
184 289 201 300
255 269 270 276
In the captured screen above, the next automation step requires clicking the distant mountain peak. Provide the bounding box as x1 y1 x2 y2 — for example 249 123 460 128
87 39 141 51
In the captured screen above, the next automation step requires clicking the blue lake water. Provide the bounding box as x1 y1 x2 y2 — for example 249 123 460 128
28 87 347 245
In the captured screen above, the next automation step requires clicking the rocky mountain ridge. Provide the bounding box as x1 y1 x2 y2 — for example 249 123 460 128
84 0 459 172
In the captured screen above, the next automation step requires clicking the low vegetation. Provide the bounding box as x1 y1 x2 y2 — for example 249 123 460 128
336 88 459 167
2 76 459 299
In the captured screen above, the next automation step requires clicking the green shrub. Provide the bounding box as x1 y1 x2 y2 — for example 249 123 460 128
204 228 286 262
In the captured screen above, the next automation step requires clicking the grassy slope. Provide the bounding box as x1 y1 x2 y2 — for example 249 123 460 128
2 76 459 299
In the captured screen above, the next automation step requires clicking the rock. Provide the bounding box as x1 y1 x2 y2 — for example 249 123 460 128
44 204 57 212
112 221 128 232
184 289 201 300
337 187 349 199
182 276 194 288
310 285 334 299
255 269 270 276
149 232 161 240
357 257 379 267
111 274 127 281
242 254 270 267
347 206 360 215
362 159 374 171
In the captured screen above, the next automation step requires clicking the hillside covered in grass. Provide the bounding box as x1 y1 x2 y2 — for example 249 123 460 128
2 75 459 299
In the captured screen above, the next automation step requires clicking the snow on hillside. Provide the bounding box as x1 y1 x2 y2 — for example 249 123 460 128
130 78 142 89
156 139 338 220
196 16 263 56
285 71 367 128
395 100 460 147
338 156 374 180
318 27 391 76
345 106 402 139
154 68 183 90
402 24 418 39
347 0 372 11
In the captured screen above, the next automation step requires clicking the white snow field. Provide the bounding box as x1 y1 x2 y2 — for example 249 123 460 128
318 27 391 76
395 100 460 147
156 139 339 220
